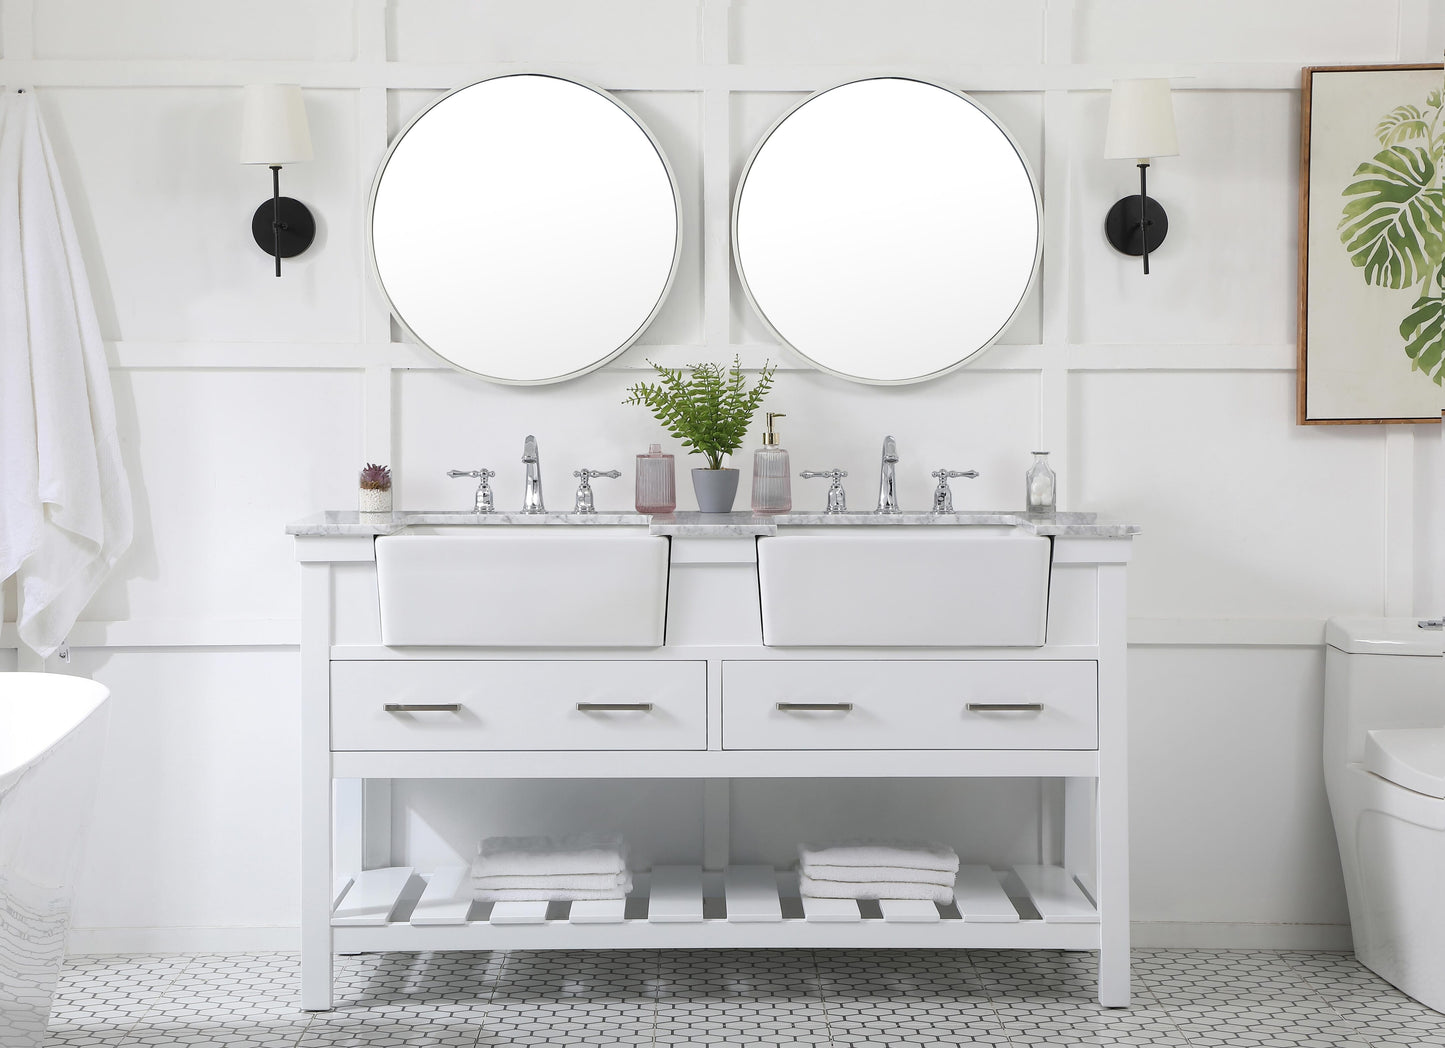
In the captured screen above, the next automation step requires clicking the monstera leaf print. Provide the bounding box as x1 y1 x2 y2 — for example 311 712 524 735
1336 79 1445 386
1338 146 1445 289
1399 268 1445 381
1376 104 1430 146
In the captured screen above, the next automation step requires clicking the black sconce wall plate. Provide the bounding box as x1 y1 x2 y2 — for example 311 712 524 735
1104 194 1168 258
251 195 315 260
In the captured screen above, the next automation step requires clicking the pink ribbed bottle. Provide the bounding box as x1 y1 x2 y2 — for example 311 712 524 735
635 444 677 513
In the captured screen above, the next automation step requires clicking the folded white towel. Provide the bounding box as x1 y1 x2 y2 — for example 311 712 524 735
475 833 628 877
474 872 633 903
470 870 627 892
801 864 955 887
798 841 959 874
799 875 953 905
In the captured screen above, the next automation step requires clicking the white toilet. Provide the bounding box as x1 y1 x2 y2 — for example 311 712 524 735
1324 617 1445 1011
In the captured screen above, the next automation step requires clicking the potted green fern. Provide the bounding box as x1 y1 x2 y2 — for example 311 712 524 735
624 357 776 512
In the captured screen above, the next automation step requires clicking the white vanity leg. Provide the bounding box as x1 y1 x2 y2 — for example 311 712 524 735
1095 776 1130 1007
1095 561 1131 1007
300 563 334 1011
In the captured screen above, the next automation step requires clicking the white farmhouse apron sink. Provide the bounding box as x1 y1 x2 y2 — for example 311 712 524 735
375 525 669 647
756 525 1050 646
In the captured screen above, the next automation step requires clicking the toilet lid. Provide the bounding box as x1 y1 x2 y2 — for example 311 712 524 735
1364 728 1445 798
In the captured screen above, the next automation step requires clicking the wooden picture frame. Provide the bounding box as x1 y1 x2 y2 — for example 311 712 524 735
1298 63 1445 425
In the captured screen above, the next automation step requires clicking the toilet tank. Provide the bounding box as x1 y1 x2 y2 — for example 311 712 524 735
1325 617 1444 766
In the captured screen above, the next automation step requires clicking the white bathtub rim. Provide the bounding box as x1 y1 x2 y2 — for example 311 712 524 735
0 672 110 793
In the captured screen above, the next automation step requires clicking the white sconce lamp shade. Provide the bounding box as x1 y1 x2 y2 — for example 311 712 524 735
240 84 312 166
241 84 316 276
1104 78 1178 161
1102 78 1177 274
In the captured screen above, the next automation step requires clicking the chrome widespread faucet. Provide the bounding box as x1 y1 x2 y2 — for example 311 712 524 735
447 468 495 513
876 435 900 514
521 435 545 513
801 469 849 513
572 468 621 514
930 468 979 513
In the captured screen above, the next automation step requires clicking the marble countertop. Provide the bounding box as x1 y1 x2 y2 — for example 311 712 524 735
287 509 1139 538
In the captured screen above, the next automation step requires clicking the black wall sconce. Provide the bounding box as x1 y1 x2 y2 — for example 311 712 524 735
240 85 315 277
1103 78 1178 275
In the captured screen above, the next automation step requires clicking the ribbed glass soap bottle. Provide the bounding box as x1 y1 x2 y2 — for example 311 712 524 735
635 443 676 514
751 412 792 515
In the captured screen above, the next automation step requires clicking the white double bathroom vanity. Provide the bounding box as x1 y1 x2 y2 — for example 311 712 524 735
288 509 1137 1010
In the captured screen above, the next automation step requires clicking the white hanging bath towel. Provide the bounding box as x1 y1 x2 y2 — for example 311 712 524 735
0 92 131 658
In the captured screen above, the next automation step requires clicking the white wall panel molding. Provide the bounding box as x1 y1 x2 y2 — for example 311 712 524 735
355 0 386 66
1131 920 1350 951
700 0 731 349
101 341 1308 373
68 924 301 956
0 619 300 649
103 341 426 369
0 2 35 66
0 59 709 91
0 617 1332 651
1039 0 1074 504
1396 0 1434 61
1128 618 1327 648
1063 345 1298 372
0 60 1322 94
1384 428 1416 616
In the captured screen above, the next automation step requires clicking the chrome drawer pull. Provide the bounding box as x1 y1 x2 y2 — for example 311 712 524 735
966 702 1044 713
577 702 654 712
777 702 854 712
384 703 462 713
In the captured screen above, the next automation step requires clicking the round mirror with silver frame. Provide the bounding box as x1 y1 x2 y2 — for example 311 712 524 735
369 74 682 385
732 77 1041 385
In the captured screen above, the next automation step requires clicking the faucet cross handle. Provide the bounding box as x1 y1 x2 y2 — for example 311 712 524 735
447 468 496 514
801 469 849 514
572 468 621 514
929 468 980 513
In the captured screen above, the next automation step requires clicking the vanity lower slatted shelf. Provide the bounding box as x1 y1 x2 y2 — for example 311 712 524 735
329 863 1100 952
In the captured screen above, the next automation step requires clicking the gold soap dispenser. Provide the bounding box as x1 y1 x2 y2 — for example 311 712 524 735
751 412 792 515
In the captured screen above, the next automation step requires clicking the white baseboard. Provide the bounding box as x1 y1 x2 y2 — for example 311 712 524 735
1131 921 1353 951
67 925 300 956
67 921 1353 956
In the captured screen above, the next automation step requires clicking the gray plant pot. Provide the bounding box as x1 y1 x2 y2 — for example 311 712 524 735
691 468 740 513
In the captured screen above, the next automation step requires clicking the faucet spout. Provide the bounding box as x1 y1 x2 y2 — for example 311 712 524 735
522 435 545 513
876 435 900 513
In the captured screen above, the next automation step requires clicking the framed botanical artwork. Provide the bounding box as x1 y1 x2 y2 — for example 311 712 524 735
1298 64 1445 425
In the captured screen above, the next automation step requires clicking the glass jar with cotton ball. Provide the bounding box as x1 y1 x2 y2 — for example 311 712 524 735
1024 452 1056 515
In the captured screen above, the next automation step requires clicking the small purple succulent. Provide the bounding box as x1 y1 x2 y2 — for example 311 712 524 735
359 463 392 491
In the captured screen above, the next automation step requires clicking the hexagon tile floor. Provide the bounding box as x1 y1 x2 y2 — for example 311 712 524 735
39 948 1445 1047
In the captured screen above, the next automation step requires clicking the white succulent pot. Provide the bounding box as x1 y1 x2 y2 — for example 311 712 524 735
359 488 392 513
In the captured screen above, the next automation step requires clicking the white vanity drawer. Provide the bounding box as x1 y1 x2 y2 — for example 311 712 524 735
721 661 1096 750
331 661 707 751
